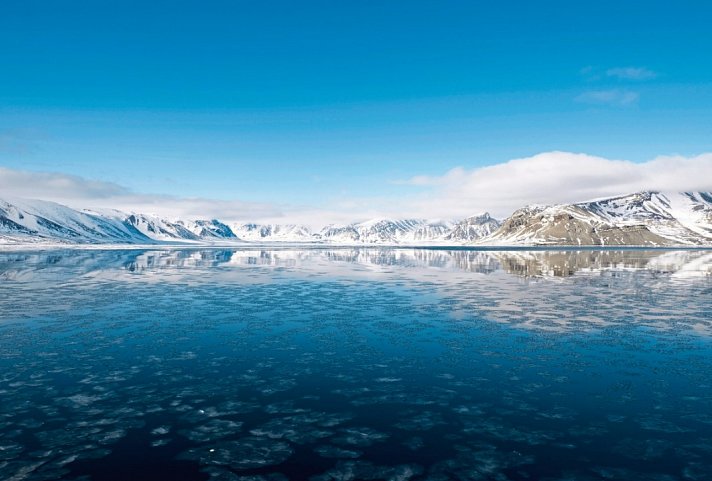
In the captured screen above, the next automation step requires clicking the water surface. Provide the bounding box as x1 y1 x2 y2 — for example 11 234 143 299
1 248 711 480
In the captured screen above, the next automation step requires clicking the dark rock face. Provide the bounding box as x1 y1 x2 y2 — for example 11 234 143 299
490 202 677 246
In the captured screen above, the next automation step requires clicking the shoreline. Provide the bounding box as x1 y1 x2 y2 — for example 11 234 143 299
2 242 712 252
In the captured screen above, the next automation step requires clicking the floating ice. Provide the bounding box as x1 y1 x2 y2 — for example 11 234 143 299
1 248 711 480
179 419 243 443
314 445 362 459
151 426 171 436
202 467 289 481
0 442 23 461
402 437 424 451
311 460 423 481
179 437 293 470
332 427 389 447
394 411 444 431
250 416 332 444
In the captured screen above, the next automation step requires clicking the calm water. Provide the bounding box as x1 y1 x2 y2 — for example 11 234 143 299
1 248 711 481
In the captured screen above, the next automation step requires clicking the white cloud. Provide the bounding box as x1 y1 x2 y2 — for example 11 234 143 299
606 67 657 80
0 167 284 223
575 89 639 106
0 167 129 199
399 151 712 219
2 152 712 226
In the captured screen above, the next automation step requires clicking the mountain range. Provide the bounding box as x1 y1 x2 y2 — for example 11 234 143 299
1 191 711 247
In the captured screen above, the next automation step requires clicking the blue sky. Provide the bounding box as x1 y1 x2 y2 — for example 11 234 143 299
1 1 712 222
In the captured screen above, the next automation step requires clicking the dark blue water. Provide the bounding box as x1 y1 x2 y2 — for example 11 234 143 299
0 248 711 481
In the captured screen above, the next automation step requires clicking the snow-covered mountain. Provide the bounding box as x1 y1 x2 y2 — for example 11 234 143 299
578 191 712 243
110 213 237 242
231 223 314 242
319 218 455 244
123 213 200 242
230 218 468 244
2 191 712 247
444 213 501 242
0 198 237 245
485 191 712 246
180 219 236 239
0 198 151 245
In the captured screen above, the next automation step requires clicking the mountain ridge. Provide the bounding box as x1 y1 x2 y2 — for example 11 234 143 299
484 191 712 246
1 191 711 247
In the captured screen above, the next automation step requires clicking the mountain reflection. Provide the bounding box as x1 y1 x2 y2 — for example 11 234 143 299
2 248 710 280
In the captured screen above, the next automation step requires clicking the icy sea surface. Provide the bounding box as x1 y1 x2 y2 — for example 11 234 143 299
1 248 711 481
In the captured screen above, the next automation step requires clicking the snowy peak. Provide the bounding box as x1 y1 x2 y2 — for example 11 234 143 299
231 223 314 242
0 198 151 244
576 191 712 243
445 212 501 242
577 191 675 223
487 191 712 246
0 198 236 245
320 218 455 244
0 197 500 246
125 214 200 242
657 192 712 240
408 220 454 242
1 192 711 247
181 219 236 239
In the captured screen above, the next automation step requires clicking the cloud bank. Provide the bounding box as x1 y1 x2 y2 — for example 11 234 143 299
402 151 712 219
0 167 284 223
2 151 712 225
